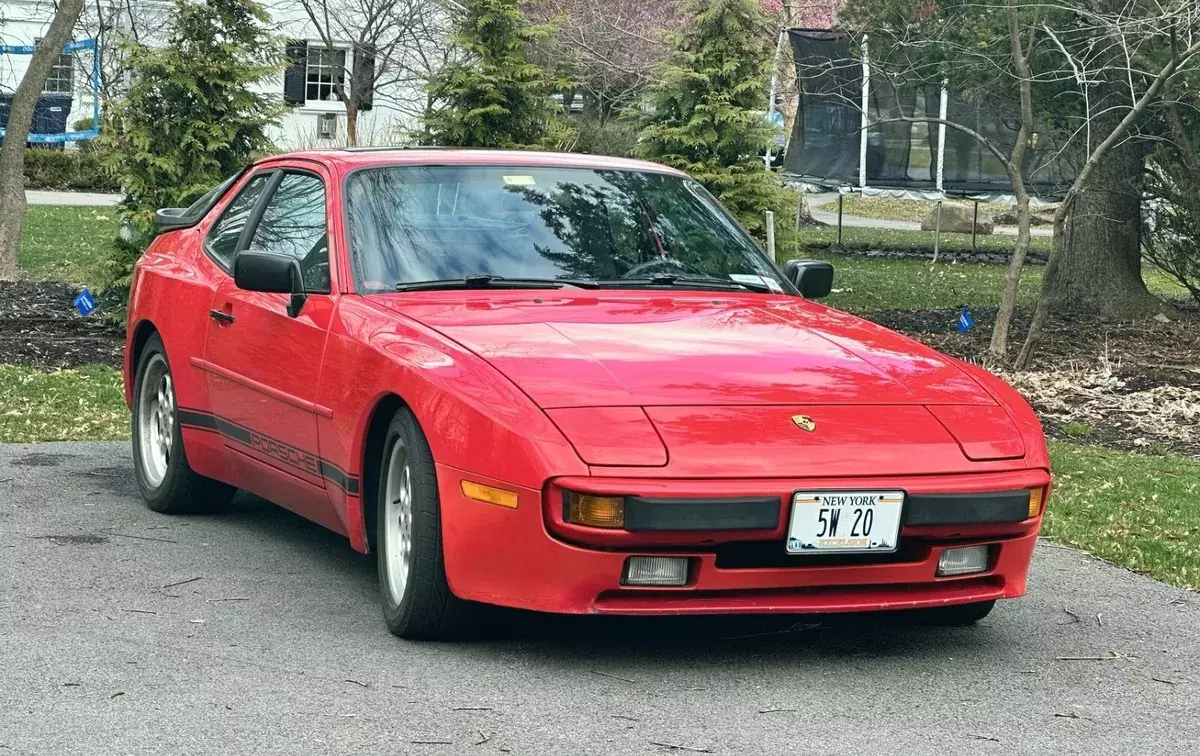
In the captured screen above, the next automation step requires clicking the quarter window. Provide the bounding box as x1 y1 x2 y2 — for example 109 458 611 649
206 173 271 269
248 173 330 292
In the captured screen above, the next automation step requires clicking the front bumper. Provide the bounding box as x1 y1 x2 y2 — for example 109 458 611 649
437 464 1049 615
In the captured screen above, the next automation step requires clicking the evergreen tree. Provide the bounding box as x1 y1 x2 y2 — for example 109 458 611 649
99 0 282 309
635 0 791 239
424 0 558 148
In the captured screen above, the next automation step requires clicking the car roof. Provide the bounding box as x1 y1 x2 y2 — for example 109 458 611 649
255 147 688 177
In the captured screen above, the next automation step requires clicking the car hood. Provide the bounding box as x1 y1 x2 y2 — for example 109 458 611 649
370 292 995 409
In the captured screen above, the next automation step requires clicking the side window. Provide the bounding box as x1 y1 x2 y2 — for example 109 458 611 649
206 173 271 269
248 173 330 293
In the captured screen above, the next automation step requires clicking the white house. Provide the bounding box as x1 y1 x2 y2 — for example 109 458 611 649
0 0 433 149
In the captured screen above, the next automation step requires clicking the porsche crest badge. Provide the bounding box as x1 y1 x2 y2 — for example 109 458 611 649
791 415 816 432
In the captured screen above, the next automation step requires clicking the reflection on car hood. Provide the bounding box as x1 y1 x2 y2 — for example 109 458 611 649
370 292 996 409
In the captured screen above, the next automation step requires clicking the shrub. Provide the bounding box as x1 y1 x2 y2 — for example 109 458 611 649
424 0 559 148
573 117 640 158
634 0 794 245
1144 158 1200 306
97 0 282 316
23 148 117 192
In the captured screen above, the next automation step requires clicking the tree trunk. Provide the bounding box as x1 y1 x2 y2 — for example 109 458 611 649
987 0 1036 357
346 102 359 147
0 0 86 280
1042 140 1162 316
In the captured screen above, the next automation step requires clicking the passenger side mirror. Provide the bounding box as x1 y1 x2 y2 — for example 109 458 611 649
234 251 308 318
783 259 834 299
154 207 194 231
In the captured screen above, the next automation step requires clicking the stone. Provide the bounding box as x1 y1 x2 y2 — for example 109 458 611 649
920 202 994 235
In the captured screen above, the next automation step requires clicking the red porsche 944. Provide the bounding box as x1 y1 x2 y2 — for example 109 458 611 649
124 149 1050 639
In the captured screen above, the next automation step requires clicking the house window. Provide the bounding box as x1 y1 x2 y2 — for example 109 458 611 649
306 47 346 102
36 39 73 94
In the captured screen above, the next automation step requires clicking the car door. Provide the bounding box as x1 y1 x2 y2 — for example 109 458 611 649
200 165 344 533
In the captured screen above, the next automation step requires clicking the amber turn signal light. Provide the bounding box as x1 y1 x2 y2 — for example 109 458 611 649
461 480 519 509
1028 487 1045 518
565 492 625 528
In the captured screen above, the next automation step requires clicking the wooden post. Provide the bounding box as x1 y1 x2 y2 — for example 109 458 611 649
932 199 943 263
837 194 844 246
765 211 776 262
972 200 980 250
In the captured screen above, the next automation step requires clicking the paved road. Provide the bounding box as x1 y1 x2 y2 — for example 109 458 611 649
2 442 1198 755
808 192 1054 237
25 190 121 206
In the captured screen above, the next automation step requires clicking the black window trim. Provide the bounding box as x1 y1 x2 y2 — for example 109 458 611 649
202 168 280 274
206 166 333 294
250 168 333 295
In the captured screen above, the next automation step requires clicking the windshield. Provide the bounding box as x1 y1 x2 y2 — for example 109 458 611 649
345 165 792 294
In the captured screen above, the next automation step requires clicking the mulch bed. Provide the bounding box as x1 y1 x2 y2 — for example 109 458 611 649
869 306 1200 459
0 281 124 369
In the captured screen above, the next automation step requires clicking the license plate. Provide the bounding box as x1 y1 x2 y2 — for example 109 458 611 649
786 491 904 553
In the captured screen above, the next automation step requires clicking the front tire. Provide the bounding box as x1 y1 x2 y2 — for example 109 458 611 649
131 335 234 513
376 407 476 640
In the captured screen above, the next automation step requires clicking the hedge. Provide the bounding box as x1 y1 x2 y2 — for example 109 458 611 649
23 147 119 193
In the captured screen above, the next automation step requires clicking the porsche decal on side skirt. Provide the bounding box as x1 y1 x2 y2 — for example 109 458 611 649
176 409 360 494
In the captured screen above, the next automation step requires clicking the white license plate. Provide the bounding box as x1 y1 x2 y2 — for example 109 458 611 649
786 491 904 553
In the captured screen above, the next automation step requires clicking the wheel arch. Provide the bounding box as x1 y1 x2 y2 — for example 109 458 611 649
359 392 409 554
125 319 161 406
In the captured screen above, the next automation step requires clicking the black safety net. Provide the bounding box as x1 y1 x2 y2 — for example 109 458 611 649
783 29 1074 195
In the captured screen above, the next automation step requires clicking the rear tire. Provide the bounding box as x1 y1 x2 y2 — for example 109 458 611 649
376 407 476 640
131 334 235 513
911 600 996 626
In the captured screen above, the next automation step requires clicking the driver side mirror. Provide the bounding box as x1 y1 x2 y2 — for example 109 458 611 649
783 259 834 299
234 251 308 318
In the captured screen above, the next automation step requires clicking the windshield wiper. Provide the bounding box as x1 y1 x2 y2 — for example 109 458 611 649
395 274 599 292
607 274 777 293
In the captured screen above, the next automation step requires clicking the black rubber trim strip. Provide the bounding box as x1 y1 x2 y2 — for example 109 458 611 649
903 490 1031 526
623 496 781 532
177 408 359 495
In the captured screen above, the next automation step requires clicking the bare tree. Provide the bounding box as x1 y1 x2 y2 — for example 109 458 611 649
527 0 678 119
1016 1 1200 367
831 0 1200 365
289 0 452 145
79 0 175 108
831 0 1050 357
0 0 87 281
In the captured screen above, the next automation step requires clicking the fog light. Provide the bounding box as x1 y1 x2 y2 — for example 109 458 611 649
622 556 689 587
566 493 625 528
937 545 990 577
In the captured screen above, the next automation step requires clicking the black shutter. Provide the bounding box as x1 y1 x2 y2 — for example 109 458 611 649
284 40 307 106
352 44 375 111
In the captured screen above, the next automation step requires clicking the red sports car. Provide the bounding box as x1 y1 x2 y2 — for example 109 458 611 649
124 149 1049 639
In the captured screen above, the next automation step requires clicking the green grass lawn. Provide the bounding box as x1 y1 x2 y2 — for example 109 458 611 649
792 224 1054 257
0 365 128 443
784 249 1188 313
1046 442 1200 591
18 205 120 285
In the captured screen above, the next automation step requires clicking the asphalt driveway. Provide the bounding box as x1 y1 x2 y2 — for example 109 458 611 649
1 442 1197 755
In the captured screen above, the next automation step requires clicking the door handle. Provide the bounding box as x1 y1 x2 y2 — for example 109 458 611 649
209 309 235 324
